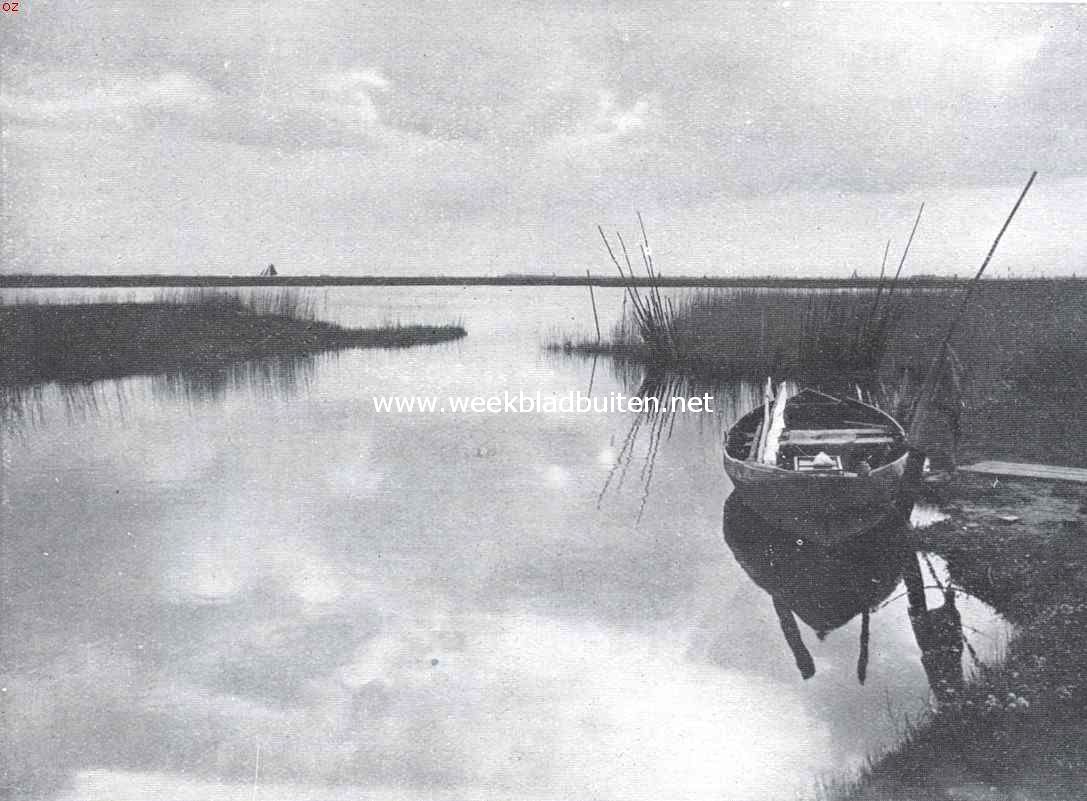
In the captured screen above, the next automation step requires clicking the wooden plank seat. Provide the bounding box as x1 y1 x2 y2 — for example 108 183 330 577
780 428 896 447
784 428 893 438
734 428 892 441
783 436 896 447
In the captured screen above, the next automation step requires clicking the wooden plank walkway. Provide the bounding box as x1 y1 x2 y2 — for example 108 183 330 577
960 461 1087 484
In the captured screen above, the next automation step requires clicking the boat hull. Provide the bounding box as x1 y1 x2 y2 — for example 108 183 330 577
722 450 912 544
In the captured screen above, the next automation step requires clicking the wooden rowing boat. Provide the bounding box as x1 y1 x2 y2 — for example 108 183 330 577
722 387 914 543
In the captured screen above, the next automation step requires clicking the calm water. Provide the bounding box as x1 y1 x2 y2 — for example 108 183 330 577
2 287 1010 801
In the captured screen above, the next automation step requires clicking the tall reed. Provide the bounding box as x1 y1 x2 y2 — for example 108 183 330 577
597 214 679 363
581 206 927 373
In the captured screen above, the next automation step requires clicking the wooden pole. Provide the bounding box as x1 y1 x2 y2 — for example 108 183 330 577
909 172 1037 443
586 269 601 344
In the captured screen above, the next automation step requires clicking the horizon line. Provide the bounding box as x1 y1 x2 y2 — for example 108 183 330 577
2 273 1085 290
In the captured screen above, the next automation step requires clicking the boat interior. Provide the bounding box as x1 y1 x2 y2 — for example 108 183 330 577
726 391 908 473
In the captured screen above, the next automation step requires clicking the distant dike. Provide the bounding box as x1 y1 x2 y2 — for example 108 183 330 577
3 274 1083 290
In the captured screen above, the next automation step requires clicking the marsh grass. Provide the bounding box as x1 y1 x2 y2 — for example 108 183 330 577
550 280 1086 387
549 287 945 375
573 208 928 373
153 287 323 320
0 288 466 389
550 279 1087 465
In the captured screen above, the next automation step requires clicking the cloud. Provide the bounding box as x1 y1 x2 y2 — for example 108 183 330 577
0 71 216 126
588 90 654 137
4 3 1087 276
1 66 396 150
325 68 392 96
53 613 827 800
224 67 395 149
539 89 664 170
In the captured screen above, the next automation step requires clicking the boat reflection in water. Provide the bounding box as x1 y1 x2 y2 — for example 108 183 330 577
723 494 965 703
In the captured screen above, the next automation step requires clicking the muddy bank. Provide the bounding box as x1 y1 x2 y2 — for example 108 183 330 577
839 474 1087 800
0 302 466 388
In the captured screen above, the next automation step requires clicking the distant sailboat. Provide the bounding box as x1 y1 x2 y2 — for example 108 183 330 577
260 263 277 277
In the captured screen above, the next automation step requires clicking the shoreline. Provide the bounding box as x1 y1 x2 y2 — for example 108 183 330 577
832 473 1087 799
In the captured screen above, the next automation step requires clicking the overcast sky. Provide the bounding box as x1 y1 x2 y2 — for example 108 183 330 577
3 1 1086 276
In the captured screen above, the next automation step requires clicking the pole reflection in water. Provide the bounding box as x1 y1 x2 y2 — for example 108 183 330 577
903 552 966 705
723 494 967 703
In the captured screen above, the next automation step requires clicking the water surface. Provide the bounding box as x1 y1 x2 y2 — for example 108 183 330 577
2 287 1010 800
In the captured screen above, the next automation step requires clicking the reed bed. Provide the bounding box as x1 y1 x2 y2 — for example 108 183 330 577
553 275 1085 386
0 288 465 389
552 287 952 375
151 287 322 320
551 277 1087 466
562 206 929 374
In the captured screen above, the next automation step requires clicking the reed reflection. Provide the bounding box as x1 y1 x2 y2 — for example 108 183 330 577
597 371 774 521
150 352 322 404
1 352 322 430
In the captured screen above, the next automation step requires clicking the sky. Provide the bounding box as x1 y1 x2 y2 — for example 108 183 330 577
2 1 1086 277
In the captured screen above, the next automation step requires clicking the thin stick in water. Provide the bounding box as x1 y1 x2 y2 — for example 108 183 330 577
858 238 892 351
872 203 925 340
586 269 601 343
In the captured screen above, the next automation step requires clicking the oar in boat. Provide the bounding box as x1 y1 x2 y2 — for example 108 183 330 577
761 381 789 465
755 377 773 461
